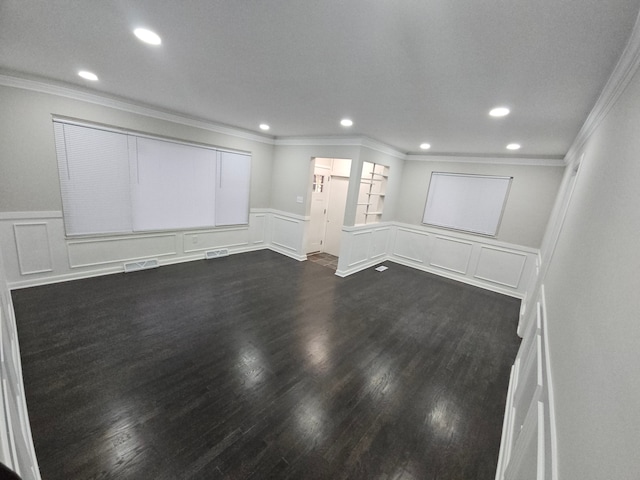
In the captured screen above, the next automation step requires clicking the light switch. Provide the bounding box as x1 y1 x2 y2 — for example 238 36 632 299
296 196 303 203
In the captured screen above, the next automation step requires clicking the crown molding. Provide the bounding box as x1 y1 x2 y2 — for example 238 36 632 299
275 135 406 159
359 137 407 159
406 154 565 167
0 72 276 145
564 10 640 164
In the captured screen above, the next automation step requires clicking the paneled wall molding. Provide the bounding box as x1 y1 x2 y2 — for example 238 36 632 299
1 210 309 290
13 224 53 275
336 222 538 298
0 265 41 478
496 285 558 480
393 222 539 254
0 74 274 145
0 212 62 220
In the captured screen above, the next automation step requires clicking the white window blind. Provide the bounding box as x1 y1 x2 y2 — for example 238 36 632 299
53 120 251 236
54 122 133 235
422 172 512 236
215 151 251 226
132 137 217 231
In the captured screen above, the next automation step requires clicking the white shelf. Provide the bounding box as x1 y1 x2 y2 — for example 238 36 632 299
359 162 388 225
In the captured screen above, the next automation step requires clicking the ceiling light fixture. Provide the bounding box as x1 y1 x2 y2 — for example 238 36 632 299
489 107 510 117
340 119 353 127
506 143 521 150
78 70 98 81
134 28 162 45
259 124 270 131
420 143 431 150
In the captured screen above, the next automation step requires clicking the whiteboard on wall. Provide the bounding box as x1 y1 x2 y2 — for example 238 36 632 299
422 172 512 236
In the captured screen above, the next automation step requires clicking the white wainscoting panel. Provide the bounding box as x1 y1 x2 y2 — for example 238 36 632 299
475 246 527 289
430 236 473 274
336 224 392 276
249 213 267 246
270 213 306 260
370 227 390 259
183 227 249 253
13 224 52 275
68 234 178 268
392 227 430 263
0 269 41 479
347 231 372 267
386 224 537 298
1 210 302 288
496 287 557 480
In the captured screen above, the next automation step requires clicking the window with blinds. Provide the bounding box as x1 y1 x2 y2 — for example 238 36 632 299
53 120 251 236
422 172 512 236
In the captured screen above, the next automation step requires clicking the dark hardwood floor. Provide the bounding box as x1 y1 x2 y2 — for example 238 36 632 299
12 250 521 480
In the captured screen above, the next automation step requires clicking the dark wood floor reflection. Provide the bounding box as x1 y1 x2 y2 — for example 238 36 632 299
13 250 521 480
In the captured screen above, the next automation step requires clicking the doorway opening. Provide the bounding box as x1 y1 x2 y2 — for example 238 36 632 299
307 158 352 267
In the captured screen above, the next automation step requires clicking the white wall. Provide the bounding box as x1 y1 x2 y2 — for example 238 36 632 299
540 60 640 479
395 159 565 249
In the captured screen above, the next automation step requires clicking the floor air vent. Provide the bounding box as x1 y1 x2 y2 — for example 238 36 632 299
124 258 159 273
205 249 229 259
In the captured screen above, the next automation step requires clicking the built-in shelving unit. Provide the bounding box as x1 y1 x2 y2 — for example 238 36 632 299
356 161 389 225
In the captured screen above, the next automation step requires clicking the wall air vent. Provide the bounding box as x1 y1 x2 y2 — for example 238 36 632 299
123 258 159 273
205 249 229 259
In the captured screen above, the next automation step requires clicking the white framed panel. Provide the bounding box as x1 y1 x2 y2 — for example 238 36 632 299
13 223 53 275
68 234 177 268
430 236 473 274
370 227 390 259
392 228 430 263
183 228 249 253
249 213 267 245
474 246 527 288
347 231 372 267
271 215 303 253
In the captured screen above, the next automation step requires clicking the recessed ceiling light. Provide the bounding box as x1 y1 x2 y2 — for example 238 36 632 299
78 70 98 81
489 107 510 117
506 143 521 150
420 143 431 150
134 28 162 45
259 124 270 131
340 119 353 127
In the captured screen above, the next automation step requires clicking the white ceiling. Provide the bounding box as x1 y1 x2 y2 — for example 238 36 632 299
1 0 639 156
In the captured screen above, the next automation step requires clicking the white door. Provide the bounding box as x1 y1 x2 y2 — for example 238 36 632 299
323 176 349 256
307 165 329 253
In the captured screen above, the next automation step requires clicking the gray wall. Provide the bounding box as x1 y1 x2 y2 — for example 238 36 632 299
271 144 361 217
0 86 274 212
270 143 405 225
542 63 640 478
395 159 565 248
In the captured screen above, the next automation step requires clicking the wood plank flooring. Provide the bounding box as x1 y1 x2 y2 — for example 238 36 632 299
12 250 521 480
